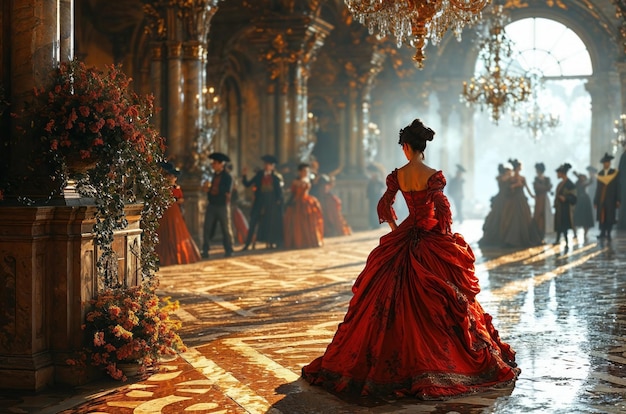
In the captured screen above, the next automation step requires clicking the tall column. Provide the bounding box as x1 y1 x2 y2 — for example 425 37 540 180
586 73 621 165
150 44 163 132
460 105 475 201
59 0 74 62
166 41 184 160
255 16 332 165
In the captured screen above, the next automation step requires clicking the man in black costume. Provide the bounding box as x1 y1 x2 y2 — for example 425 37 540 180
201 152 235 258
241 155 284 250
618 142 626 230
594 152 621 240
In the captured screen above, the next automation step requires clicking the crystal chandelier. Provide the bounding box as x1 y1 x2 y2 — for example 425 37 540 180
612 114 626 154
511 76 560 141
460 4 531 123
194 86 222 177
363 121 381 162
343 0 490 68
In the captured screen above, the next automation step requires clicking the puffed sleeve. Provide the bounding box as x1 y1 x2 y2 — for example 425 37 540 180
377 170 399 223
564 181 577 205
428 171 452 234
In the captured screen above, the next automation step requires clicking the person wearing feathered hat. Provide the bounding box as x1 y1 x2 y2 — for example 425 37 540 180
241 154 284 250
554 163 577 248
447 164 466 224
594 152 621 240
201 152 235 258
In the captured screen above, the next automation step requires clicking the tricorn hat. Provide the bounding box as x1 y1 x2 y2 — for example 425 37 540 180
456 164 466 173
600 152 614 163
159 161 180 177
261 154 278 164
209 152 230 163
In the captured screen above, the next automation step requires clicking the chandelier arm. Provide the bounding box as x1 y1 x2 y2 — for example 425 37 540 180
449 0 490 12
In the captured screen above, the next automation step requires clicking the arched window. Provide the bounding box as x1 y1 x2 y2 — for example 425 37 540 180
504 17 592 77
470 17 593 210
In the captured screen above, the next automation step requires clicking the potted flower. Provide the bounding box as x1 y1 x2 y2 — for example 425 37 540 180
22 58 173 286
70 286 187 380
19 60 188 379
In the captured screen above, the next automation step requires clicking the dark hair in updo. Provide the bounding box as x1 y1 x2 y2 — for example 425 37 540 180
398 119 435 153
535 162 545 173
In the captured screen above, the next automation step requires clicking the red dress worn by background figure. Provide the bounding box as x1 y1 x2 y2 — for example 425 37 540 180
156 186 201 266
302 170 520 399
283 179 324 249
320 190 352 237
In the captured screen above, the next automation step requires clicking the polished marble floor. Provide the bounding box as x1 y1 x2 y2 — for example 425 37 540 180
2 220 626 413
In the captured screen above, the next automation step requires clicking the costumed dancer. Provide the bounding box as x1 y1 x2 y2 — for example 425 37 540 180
283 163 324 249
155 162 201 266
532 162 554 242
594 153 621 240
241 155 284 250
201 152 235 258
302 118 519 399
553 163 577 248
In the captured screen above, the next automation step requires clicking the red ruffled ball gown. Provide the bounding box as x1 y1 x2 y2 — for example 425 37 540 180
302 170 520 399
283 179 324 249
156 186 201 266
320 190 352 237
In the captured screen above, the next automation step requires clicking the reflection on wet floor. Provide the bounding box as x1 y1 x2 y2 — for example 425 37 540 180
2 221 626 413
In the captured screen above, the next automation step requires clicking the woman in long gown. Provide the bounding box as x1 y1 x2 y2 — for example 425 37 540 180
318 174 352 237
554 163 577 247
302 119 520 399
479 163 511 247
532 162 553 243
499 159 542 247
155 162 201 266
283 163 324 249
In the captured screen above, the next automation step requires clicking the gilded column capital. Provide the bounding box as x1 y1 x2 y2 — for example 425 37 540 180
183 41 204 60
175 0 221 42
167 42 183 59
151 44 163 60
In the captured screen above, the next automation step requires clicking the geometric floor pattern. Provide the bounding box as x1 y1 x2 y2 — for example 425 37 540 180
3 220 626 413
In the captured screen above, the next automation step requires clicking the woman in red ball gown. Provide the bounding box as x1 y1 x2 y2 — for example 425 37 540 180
155 162 201 266
302 119 520 399
283 163 324 249
318 174 352 237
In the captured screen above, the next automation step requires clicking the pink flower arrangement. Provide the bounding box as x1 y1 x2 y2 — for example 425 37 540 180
29 59 164 165
70 286 187 381
16 58 173 288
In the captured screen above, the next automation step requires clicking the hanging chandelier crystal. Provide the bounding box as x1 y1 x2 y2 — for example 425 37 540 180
511 76 560 141
511 101 560 141
460 4 531 123
343 0 490 68
612 114 626 154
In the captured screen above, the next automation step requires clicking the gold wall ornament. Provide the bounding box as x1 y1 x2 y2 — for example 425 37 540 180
142 1 169 41
343 0 489 68
260 33 299 81
460 4 531 123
